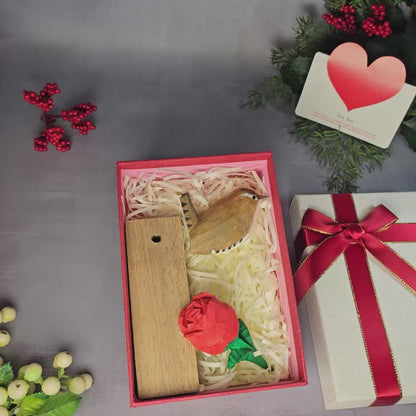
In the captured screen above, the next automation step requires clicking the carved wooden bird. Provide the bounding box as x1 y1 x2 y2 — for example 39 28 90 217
180 188 267 255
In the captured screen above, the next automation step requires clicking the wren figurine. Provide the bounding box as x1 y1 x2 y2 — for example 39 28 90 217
180 188 267 255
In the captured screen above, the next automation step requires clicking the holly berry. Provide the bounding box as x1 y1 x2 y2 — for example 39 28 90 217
68 376 86 394
42 83 60 96
0 306 16 323
23 82 59 111
362 4 392 37
7 380 29 400
23 91 40 106
24 363 43 382
71 120 95 135
23 90 54 111
0 387 7 406
62 103 97 123
43 127 64 146
0 407 7 416
42 377 61 395
23 83 96 152
0 331 10 348
53 351 73 369
34 137 48 152
55 140 71 152
80 373 94 390
323 3 357 34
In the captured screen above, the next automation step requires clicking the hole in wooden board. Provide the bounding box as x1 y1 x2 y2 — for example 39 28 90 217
151 235 161 243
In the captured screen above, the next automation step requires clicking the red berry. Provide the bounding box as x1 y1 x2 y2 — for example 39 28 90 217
43 126 65 145
56 140 71 152
62 103 97 123
71 120 95 135
362 6 391 38
34 136 48 152
42 83 60 96
322 3 356 34
24 83 96 152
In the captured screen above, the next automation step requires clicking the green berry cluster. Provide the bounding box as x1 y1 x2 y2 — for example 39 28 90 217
0 306 17 348
0 307 93 416
0 351 93 415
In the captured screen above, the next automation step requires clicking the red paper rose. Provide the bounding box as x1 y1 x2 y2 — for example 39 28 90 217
178 292 239 355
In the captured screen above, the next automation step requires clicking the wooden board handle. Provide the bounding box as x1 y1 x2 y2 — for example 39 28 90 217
125 216 199 399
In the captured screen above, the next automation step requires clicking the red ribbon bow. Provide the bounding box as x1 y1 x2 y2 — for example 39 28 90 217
294 194 416 406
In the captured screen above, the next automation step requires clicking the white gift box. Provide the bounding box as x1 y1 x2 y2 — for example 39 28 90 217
289 192 416 410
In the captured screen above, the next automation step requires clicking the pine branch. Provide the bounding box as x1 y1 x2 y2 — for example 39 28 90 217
295 117 390 192
245 75 294 110
292 16 323 55
246 8 401 192
270 47 289 68
405 98 416 117
401 117 416 151
324 0 346 12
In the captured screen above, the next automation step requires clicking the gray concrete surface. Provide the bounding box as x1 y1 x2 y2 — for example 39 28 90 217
0 1 415 415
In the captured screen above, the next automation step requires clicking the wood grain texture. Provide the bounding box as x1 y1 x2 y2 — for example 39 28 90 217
125 216 199 399
186 189 262 254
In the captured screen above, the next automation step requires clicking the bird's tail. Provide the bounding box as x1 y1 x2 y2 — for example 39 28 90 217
180 193 199 229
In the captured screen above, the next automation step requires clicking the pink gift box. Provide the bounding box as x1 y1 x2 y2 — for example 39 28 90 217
116 152 307 407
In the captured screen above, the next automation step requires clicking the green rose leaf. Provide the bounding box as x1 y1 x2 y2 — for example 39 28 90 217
19 393 49 416
36 392 82 416
226 320 268 370
0 362 14 387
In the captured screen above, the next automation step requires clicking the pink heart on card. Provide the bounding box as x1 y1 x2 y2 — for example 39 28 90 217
327 42 406 111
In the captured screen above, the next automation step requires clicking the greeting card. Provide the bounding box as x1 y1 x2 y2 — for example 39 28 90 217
295 42 416 148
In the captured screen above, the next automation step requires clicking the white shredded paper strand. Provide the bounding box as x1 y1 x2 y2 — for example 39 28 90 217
123 167 290 390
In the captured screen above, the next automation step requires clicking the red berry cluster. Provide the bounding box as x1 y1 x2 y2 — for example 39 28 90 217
33 127 71 153
72 120 96 135
43 126 64 146
33 137 48 152
23 82 60 111
62 103 97 135
362 5 392 37
23 82 97 152
323 4 357 34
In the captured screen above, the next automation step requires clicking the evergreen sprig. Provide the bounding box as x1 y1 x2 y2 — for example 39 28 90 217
246 75 294 109
247 0 416 192
295 118 390 192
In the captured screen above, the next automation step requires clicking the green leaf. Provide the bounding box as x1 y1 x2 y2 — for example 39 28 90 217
249 354 268 369
226 320 268 370
228 348 253 369
36 392 82 416
0 362 14 387
20 393 49 416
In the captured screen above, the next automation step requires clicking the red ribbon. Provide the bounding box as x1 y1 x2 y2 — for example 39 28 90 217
294 194 416 406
